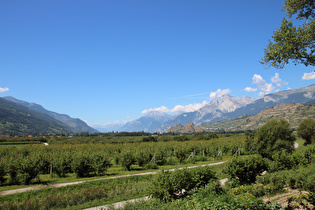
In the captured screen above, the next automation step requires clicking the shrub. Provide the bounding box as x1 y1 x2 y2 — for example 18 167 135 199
270 151 297 172
18 152 44 184
148 170 172 201
90 153 111 176
121 151 136 171
297 118 315 145
52 150 72 177
142 136 157 142
191 166 217 189
145 162 158 170
148 166 217 201
173 135 189 141
223 155 268 184
71 153 93 177
7 156 19 184
0 159 7 185
255 119 296 159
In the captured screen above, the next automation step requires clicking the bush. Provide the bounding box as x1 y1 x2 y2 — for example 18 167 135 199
255 119 296 159
173 135 189 141
121 151 136 171
145 162 158 170
148 166 217 201
148 170 172 201
230 183 266 197
90 153 111 176
0 159 7 185
223 155 268 184
71 153 93 178
18 152 44 184
7 156 19 184
136 151 151 167
270 151 297 172
191 166 217 189
297 118 315 145
142 136 157 142
52 150 72 177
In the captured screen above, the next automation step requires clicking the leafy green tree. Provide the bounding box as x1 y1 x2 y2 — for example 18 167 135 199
71 152 93 178
270 151 297 172
255 119 296 159
261 0 315 68
121 151 136 171
52 150 73 177
0 159 7 185
297 118 315 145
18 152 44 184
90 153 111 176
245 131 256 153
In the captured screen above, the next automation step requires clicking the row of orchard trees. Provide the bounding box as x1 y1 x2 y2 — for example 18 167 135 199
1 118 313 186
0 137 244 185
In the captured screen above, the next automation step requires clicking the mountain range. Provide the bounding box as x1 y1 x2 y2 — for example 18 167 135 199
1 84 314 135
1 96 98 135
117 84 315 133
200 102 315 132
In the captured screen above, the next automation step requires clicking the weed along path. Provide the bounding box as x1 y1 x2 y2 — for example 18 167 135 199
0 161 227 196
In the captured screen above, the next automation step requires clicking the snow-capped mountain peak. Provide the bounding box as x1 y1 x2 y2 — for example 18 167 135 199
200 94 256 114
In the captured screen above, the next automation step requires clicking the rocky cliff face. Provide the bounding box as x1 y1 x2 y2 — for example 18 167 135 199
165 122 203 134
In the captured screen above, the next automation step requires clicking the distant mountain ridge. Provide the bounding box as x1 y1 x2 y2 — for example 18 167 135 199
119 111 175 133
200 103 315 132
119 84 315 133
160 84 315 132
2 96 98 134
0 98 75 135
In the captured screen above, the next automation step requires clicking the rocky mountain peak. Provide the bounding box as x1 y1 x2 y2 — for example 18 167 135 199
200 94 256 114
165 122 203 134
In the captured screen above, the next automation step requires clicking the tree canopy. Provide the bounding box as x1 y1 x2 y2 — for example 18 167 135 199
261 0 315 68
297 118 315 145
255 119 296 159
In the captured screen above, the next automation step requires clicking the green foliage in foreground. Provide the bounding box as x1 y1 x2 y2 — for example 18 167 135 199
125 182 266 210
297 118 315 145
223 155 268 184
256 119 296 159
148 166 217 201
0 175 152 210
0 136 244 185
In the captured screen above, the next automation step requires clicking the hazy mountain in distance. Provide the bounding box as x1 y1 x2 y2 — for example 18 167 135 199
124 84 315 133
3 96 98 133
120 111 176 133
92 123 124 133
160 84 315 132
0 97 75 135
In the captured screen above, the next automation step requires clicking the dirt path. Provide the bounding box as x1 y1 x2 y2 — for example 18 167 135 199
0 161 227 196
85 196 150 210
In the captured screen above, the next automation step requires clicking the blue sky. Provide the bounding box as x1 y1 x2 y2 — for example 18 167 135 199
1 0 315 129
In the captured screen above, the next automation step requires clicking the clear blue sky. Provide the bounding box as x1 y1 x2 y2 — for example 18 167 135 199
1 0 315 129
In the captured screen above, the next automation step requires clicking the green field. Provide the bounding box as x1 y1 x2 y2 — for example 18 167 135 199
0 132 314 209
